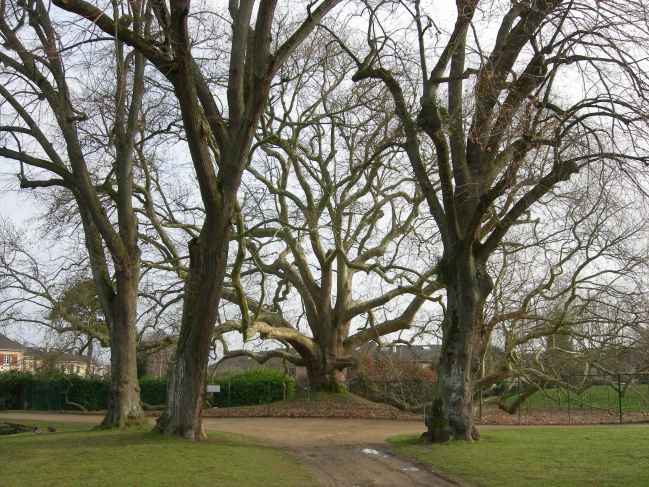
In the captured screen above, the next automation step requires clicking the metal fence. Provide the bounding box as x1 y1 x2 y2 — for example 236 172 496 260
477 374 649 425
18 374 649 425
21 379 435 420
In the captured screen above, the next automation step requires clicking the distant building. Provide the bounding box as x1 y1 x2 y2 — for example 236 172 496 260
0 333 106 377
0 333 27 373
209 343 441 379
139 332 177 379
357 343 441 366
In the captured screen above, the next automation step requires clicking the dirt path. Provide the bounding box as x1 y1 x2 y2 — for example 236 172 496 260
0 412 460 487
202 417 462 487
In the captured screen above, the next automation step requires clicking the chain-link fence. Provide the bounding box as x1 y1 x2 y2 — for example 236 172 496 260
17 374 649 425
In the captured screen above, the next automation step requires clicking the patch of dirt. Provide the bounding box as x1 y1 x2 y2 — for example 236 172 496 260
201 392 649 427
50 391 649 427
202 391 425 421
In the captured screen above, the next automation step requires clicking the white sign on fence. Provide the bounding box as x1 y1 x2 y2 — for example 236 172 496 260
206 385 221 393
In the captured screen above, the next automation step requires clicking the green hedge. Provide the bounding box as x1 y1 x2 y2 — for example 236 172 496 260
11 367 294 411
205 368 295 407
0 369 67 410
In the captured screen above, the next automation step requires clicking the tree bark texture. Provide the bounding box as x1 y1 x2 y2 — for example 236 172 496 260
155 234 226 440
101 262 148 428
425 245 492 442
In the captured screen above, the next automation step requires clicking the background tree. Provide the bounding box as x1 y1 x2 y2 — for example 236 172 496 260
477 160 649 411
0 0 161 427
211 36 443 386
345 0 649 441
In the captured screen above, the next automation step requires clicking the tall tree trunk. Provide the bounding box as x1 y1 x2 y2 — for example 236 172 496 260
304 327 347 389
101 262 148 428
155 227 230 440
426 245 492 442
78 205 147 427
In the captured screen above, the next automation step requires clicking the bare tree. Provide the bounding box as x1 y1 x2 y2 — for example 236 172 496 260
0 224 183 361
477 161 649 411
341 0 649 441
0 0 159 426
51 0 344 439
211 38 443 385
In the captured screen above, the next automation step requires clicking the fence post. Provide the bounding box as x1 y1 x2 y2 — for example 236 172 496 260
267 380 271 417
567 375 571 425
58 381 61 412
618 374 623 424
83 380 86 411
307 380 310 418
227 381 231 418
346 380 349 418
384 382 387 419
518 380 521 425
479 382 482 425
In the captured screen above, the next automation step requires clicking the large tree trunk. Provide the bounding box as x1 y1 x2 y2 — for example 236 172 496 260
100 263 148 428
155 226 230 440
303 327 347 390
78 206 147 428
425 245 492 442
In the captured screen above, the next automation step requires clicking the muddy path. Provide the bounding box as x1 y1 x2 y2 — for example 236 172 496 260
0 412 461 486
202 417 461 487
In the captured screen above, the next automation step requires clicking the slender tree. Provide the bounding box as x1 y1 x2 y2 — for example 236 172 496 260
0 0 153 427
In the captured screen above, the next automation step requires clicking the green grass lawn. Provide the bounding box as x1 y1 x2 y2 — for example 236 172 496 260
0 420 317 487
391 427 649 487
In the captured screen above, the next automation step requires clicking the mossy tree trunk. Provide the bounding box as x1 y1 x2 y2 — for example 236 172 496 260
425 244 492 442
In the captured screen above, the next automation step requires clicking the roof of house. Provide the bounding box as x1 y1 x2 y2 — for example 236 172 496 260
0 333 27 352
211 355 290 371
24 348 96 366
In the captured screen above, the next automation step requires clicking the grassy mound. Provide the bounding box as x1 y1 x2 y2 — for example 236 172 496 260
204 389 425 420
